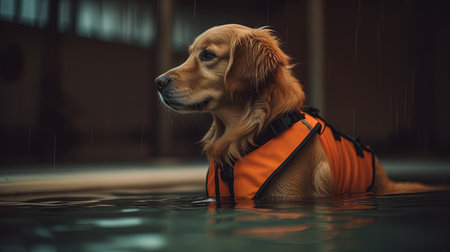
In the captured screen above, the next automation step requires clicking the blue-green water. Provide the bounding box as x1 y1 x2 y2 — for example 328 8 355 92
1 189 450 252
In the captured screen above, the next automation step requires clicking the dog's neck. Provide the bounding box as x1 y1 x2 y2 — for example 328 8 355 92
202 101 266 165
202 68 305 166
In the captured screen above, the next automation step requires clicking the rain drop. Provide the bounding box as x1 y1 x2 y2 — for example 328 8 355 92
89 119 95 148
53 134 57 171
352 107 356 137
140 123 145 156
193 0 196 19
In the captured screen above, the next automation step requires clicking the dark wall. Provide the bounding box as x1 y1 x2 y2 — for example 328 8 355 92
324 0 450 156
1 0 449 165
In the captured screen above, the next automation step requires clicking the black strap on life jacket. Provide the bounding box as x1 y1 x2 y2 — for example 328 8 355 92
214 111 306 201
254 111 305 147
214 163 221 202
218 161 235 198
212 161 234 205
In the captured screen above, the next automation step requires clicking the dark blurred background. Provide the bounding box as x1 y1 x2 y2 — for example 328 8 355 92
0 0 449 165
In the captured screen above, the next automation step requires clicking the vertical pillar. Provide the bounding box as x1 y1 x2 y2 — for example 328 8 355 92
69 0 79 35
307 0 326 116
155 0 174 156
37 0 74 161
409 1 435 154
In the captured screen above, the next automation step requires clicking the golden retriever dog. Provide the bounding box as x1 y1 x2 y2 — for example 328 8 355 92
155 24 442 200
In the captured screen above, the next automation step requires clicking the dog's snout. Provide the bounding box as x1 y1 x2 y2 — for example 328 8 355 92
155 75 172 91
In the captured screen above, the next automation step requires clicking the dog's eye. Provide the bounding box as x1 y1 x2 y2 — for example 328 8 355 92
199 50 216 61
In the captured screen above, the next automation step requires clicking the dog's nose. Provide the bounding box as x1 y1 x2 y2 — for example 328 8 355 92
155 75 172 91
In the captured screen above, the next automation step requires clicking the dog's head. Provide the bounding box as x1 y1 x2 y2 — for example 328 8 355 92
155 24 292 113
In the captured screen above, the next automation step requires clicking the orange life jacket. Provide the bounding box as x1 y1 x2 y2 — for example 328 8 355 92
206 108 375 200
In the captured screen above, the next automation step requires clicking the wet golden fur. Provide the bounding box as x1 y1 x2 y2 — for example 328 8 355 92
156 24 444 199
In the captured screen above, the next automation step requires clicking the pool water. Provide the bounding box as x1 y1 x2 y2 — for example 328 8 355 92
1 188 450 252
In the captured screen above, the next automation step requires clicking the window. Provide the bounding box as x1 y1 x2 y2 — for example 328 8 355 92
0 0 157 48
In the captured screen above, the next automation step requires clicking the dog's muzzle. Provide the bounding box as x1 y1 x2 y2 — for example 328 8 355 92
154 75 211 111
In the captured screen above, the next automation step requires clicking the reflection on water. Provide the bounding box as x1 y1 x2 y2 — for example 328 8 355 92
1 190 450 251
205 194 379 248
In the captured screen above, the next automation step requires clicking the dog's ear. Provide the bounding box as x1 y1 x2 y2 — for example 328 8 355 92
225 28 288 97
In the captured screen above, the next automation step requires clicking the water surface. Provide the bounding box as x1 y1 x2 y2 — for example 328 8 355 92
1 190 450 252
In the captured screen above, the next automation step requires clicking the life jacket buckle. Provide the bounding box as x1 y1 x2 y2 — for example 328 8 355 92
269 113 301 136
302 106 320 117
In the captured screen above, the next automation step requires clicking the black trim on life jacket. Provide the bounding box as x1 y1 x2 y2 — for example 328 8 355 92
205 168 210 198
350 137 365 157
253 122 322 199
366 151 376 192
214 163 221 202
